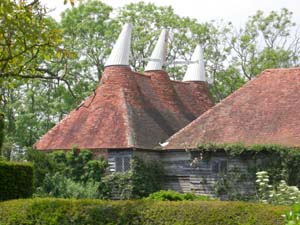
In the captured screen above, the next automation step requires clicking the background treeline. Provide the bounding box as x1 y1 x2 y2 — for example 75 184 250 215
0 0 299 158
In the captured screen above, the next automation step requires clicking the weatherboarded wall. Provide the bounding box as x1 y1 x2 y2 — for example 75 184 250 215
160 150 256 199
107 149 258 199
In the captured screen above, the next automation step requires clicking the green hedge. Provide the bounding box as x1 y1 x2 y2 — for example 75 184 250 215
0 112 4 153
0 198 288 225
0 161 33 201
146 190 213 201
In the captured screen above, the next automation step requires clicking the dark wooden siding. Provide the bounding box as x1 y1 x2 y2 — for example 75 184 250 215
161 150 256 198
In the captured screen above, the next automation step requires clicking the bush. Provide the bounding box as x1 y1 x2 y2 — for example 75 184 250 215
98 172 133 200
146 190 213 201
35 172 100 199
0 112 4 154
131 156 164 198
284 204 300 225
0 198 288 225
0 161 33 201
256 171 300 205
26 148 107 198
98 157 164 199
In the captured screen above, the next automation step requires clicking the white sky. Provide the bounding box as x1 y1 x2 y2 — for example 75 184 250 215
42 0 300 27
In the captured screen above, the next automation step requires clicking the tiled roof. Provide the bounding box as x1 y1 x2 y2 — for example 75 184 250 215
35 66 213 150
165 68 300 149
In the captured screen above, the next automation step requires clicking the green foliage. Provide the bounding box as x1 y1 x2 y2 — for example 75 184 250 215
284 204 300 225
26 148 56 188
145 190 213 201
0 198 288 225
98 172 133 200
197 142 292 156
98 157 163 199
213 167 249 201
131 156 164 198
60 149 107 183
229 8 297 81
26 148 107 198
36 173 100 199
0 112 4 154
2 2 299 154
61 0 115 82
256 171 272 203
256 171 300 205
0 0 66 87
196 143 300 200
0 161 33 201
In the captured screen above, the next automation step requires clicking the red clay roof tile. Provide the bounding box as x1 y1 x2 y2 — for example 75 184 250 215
165 68 300 149
35 66 213 151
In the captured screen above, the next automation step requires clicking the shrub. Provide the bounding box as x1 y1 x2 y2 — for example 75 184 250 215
26 148 108 198
131 156 164 198
256 171 300 205
0 198 288 225
145 190 213 201
98 157 164 199
284 204 300 225
0 161 33 201
35 172 100 199
98 172 133 200
0 112 4 154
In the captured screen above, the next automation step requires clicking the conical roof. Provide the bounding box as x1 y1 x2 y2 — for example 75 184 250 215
145 29 169 71
183 44 206 82
105 23 132 67
165 68 300 149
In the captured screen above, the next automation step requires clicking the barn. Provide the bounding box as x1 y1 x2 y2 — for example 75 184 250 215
35 24 213 173
35 23 300 199
163 67 300 198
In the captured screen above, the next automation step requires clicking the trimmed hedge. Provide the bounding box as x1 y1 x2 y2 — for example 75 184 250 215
0 161 33 201
0 198 288 225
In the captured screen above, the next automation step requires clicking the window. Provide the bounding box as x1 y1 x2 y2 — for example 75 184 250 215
112 156 131 172
212 160 227 174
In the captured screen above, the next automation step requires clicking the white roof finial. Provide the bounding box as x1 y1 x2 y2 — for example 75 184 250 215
183 44 206 82
145 29 169 71
105 23 132 67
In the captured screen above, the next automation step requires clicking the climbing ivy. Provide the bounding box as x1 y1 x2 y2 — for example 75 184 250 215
98 156 164 199
195 143 300 199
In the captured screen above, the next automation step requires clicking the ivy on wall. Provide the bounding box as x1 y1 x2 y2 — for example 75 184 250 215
193 143 300 200
98 156 164 199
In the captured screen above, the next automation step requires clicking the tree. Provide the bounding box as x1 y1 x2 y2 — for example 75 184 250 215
60 0 115 83
0 0 77 156
1 1 299 154
229 8 299 80
26 148 108 198
0 0 70 89
210 9 300 101
116 2 211 79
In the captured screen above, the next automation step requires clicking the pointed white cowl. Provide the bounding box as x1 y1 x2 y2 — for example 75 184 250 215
105 23 132 67
145 29 169 71
183 44 206 82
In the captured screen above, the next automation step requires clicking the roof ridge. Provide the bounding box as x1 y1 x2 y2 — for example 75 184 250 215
164 70 268 149
120 88 136 148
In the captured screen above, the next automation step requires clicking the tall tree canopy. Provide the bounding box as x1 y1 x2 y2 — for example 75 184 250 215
0 0 70 88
